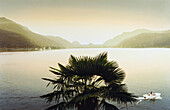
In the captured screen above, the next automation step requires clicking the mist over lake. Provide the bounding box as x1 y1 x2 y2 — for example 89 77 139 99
0 48 170 110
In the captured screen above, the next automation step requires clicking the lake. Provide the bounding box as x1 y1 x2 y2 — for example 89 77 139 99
0 48 170 110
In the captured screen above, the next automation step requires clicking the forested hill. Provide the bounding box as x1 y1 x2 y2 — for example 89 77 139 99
0 17 72 49
103 29 170 48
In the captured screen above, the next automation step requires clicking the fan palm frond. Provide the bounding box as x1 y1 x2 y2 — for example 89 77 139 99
101 83 137 103
99 99 119 110
40 91 62 103
44 102 67 110
41 52 137 110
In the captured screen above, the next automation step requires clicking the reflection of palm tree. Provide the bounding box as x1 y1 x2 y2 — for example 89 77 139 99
41 52 136 110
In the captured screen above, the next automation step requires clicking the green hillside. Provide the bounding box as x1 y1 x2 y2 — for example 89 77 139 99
117 32 170 48
1 17 170 49
0 17 72 49
46 36 72 48
0 29 36 48
103 29 170 48
103 29 153 47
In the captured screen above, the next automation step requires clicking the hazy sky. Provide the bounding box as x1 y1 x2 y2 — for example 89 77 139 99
0 0 170 44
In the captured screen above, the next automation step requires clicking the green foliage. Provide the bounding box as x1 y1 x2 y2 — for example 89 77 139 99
41 52 137 110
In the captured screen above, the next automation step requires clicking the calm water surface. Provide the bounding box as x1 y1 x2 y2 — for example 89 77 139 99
0 48 170 110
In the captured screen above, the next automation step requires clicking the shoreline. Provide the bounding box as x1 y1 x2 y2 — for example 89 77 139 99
0 47 170 52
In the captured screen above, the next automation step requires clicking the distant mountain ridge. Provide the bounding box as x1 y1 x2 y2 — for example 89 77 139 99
103 29 170 48
103 29 164 47
117 32 170 48
0 17 170 50
0 17 72 49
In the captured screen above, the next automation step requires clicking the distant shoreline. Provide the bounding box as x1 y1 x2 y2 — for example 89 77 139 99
1 47 170 52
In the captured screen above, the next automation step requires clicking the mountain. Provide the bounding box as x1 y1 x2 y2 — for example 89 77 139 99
103 29 156 47
103 29 170 48
117 32 170 48
45 36 72 48
1 17 170 50
72 41 82 47
0 17 72 49
71 41 101 48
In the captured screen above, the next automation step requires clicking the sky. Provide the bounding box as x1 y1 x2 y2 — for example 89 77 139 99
0 0 170 44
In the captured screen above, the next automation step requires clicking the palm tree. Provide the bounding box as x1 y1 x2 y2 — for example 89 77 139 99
41 52 137 110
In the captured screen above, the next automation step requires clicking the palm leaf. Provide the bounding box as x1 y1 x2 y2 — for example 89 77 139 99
49 69 64 76
101 84 137 103
41 52 137 110
42 78 65 85
99 99 119 110
45 102 67 110
40 91 62 103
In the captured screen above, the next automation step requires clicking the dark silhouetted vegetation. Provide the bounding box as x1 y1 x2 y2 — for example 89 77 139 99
41 52 136 110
